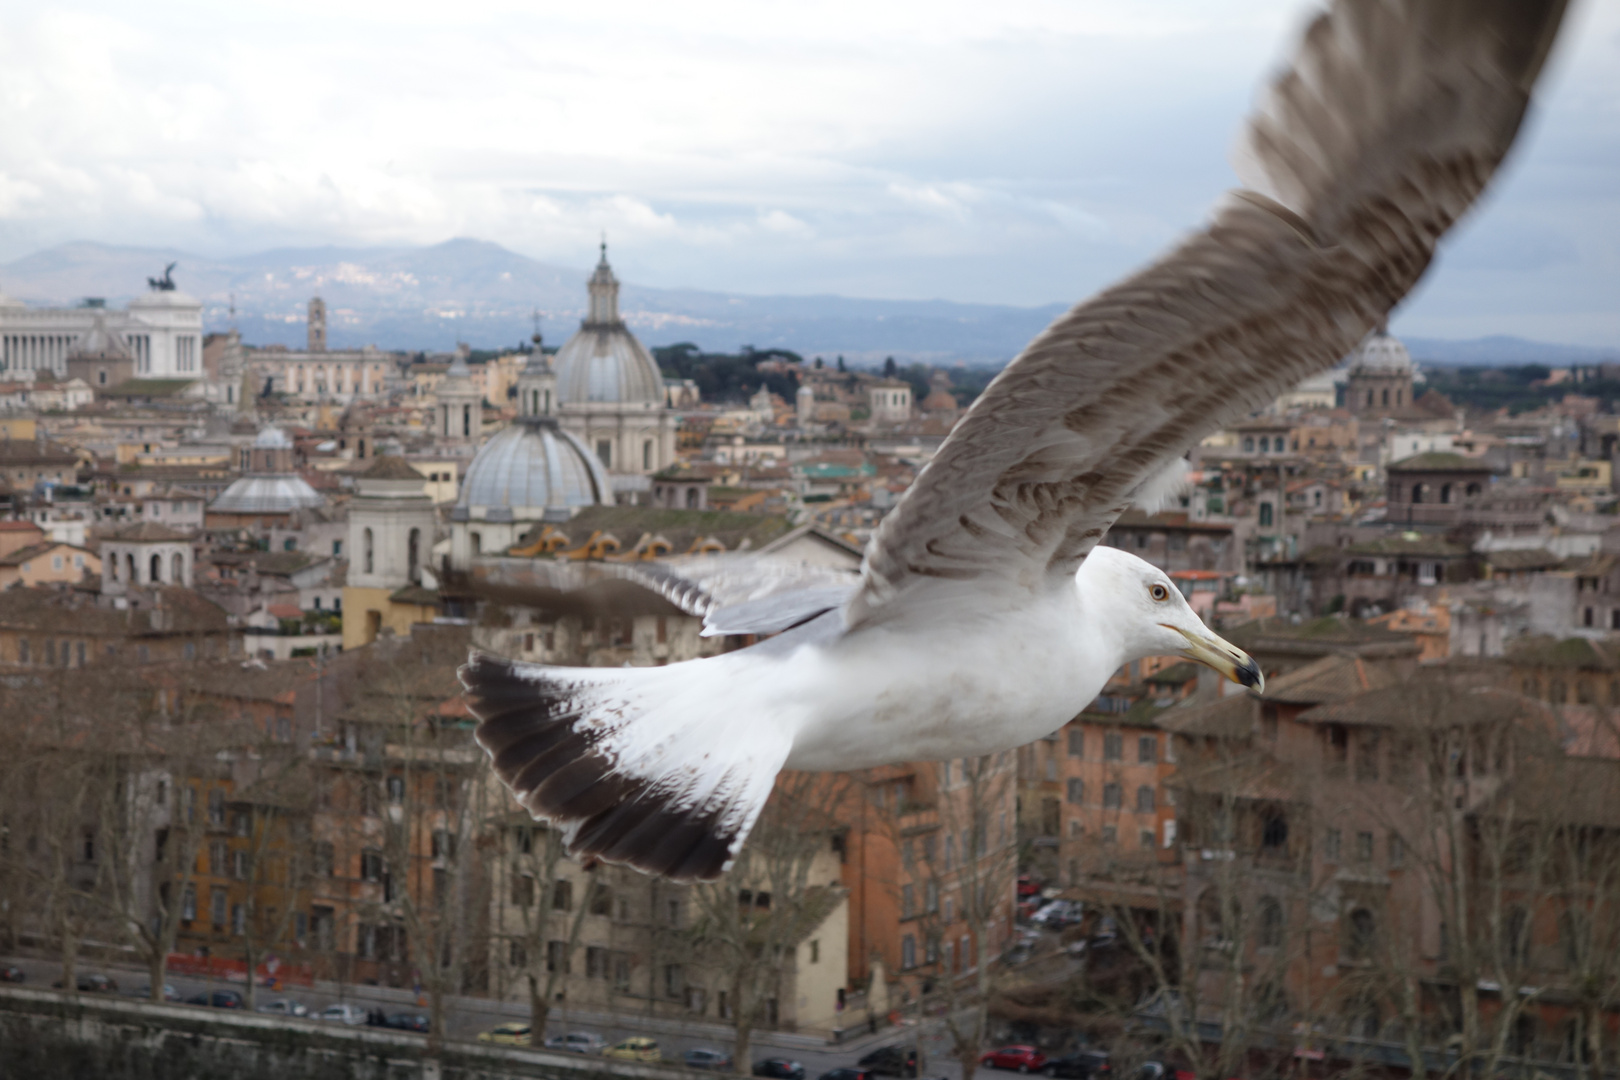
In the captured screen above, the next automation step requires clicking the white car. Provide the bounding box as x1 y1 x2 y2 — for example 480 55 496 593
545 1031 607 1054
257 998 309 1017
317 1002 369 1025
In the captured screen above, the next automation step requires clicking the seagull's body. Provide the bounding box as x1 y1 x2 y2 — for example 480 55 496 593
464 0 1571 880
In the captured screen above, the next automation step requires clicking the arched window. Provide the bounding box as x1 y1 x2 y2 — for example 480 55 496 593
1381 388 1389 406
1243 437 1254 452
686 487 699 509
407 528 421 583
109 553 119 582
1257 897 1284 948
1348 908 1376 960
127 553 137 582
471 532 482 556
150 553 163 583
462 404 471 437
643 440 654 471
1135 785 1155 813
171 552 184 583
1440 483 1451 504
363 528 374 575
1365 390 1374 407
1411 483 1425 504
1258 436 1269 453
1258 503 1273 527
1466 482 1481 497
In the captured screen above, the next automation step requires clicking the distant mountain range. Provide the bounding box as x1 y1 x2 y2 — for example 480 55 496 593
0 239 1611 368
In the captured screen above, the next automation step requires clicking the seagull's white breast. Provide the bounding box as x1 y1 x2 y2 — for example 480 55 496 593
778 586 1117 772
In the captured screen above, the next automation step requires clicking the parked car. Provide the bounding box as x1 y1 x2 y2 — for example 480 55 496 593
0 965 25 983
185 989 244 1009
256 997 308 1017
982 1046 1049 1073
55 973 117 993
858 1047 919 1078
754 1058 806 1079
127 983 182 1002
478 1022 533 1045
605 1037 662 1063
685 1048 735 1071
818 1070 875 1080
316 1002 369 1026
1016 874 1041 898
1030 901 1082 929
385 1013 430 1033
544 1031 607 1054
1136 1064 1194 1080
1043 1051 1111 1078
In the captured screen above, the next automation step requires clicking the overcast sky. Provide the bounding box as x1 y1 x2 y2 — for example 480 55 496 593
0 0 1615 344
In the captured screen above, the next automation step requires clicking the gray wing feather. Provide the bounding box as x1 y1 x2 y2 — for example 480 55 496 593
701 585 859 638
622 556 860 636
849 0 1568 627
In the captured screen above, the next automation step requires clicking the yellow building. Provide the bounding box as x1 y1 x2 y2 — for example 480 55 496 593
0 542 100 589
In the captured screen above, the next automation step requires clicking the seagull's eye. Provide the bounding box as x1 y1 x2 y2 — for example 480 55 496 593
1149 584 1170 602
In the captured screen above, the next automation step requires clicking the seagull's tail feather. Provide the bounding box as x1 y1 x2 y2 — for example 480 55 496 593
461 649 791 881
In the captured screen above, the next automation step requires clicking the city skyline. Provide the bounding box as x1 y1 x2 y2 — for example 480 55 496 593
0 0 1615 348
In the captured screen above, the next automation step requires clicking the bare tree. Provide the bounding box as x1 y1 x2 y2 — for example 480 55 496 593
685 770 851 1072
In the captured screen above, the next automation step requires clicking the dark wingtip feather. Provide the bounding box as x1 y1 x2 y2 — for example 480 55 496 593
461 648 735 882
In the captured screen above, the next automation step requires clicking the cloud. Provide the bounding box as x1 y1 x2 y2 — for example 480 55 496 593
0 0 1614 344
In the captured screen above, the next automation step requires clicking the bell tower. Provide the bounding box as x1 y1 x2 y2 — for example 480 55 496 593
308 296 327 352
517 335 557 419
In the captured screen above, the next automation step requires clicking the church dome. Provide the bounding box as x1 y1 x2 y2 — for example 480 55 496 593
456 418 611 515
209 474 324 514
1351 328 1413 375
552 245 665 405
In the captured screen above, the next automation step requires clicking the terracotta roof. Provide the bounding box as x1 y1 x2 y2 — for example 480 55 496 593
1387 452 1493 472
1298 682 1543 729
1157 689 1253 740
1506 635 1620 671
99 521 192 543
359 455 425 480
0 586 230 636
0 541 92 566
0 521 44 533
1261 654 1403 706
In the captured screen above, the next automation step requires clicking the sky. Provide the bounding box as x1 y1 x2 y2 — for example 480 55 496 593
0 0 1616 344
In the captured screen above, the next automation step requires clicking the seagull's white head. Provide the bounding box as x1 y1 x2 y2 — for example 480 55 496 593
1078 545 1263 693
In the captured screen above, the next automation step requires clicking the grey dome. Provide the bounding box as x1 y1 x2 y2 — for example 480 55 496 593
553 327 664 405
1352 329 1413 375
210 475 323 514
457 419 611 513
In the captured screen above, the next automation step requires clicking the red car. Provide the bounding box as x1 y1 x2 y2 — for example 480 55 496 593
982 1046 1049 1073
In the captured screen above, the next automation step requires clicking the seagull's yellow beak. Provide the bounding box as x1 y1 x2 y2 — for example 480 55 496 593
1163 624 1264 693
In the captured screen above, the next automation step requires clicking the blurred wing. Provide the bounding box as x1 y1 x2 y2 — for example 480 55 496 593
623 555 859 636
851 0 1566 625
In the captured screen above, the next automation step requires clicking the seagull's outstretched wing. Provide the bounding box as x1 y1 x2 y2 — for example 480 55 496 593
851 0 1566 626
623 554 860 637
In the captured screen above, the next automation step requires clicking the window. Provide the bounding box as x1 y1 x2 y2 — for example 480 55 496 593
663 963 683 998
508 941 527 968
1103 733 1122 761
1324 828 1341 862
386 775 405 803
1066 730 1083 757
211 887 228 930
363 528 374 575
596 440 613 468
1138 736 1157 763
207 788 226 826
182 884 197 922
1356 831 1374 862
360 848 384 882
1388 833 1404 868
1140 829 1155 850
1258 502 1274 527
1258 897 1284 948
552 879 573 911
586 946 608 977
232 850 249 880
312 842 334 877
1103 783 1122 809
231 903 246 936
548 940 572 974
901 885 915 918
925 880 939 914
1261 813 1288 852
1066 778 1084 805
510 873 535 908
1347 908 1376 961
1136 785 1155 813
901 934 916 970
591 883 612 915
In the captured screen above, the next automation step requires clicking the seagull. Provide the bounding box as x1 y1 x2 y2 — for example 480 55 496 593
463 0 1569 880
